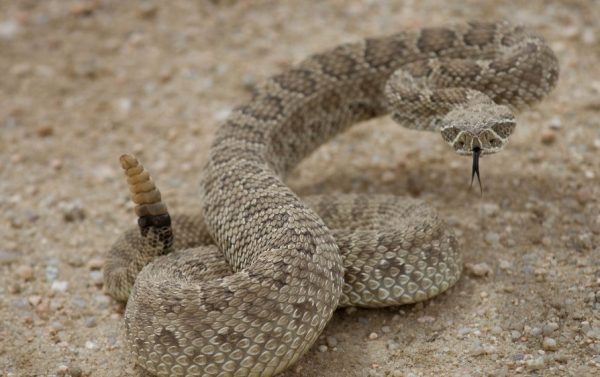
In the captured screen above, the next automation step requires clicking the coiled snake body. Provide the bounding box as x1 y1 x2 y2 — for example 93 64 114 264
104 22 559 376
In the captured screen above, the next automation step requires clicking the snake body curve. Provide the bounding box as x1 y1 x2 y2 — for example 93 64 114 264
104 21 559 376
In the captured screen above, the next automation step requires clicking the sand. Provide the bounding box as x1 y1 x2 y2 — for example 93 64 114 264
1 1 599 376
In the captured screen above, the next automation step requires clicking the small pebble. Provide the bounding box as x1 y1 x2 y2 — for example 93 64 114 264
541 130 556 145
35 298 50 318
9 282 22 294
498 260 512 271
586 328 600 340
549 116 562 130
116 98 132 114
85 340 98 350
0 250 21 265
368 332 379 340
542 337 558 351
534 268 548 282
575 188 592 205
138 3 158 19
0 20 20 40
554 352 568 363
71 296 87 309
326 336 338 348
60 201 86 222
582 28 596 44
345 307 357 314
51 319 64 329
90 271 104 287
484 232 500 245
381 326 391 334
84 316 97 328
417 315 435 324
386 339 399 351
510 331 521 341
57 365 69 376
526 356 545 370
36 125 53 137
494 366 509 377
318 345 328 352
16 264 34 281
51 281 68 293
45 264 59 282
94 294 110 309
367 369 384 377
527 326 543 338
466 262 492 277
511 353 524 361
69 366 83 377
10 63 31 77
87 258 104 270
480 203 500 217
242 74 258 92
213 108 232 122
542 322 559 335
381 171 396 182
13 298 29 309
70 1 97 17
470 340 485 356
22 314 33 324
51 158 63 170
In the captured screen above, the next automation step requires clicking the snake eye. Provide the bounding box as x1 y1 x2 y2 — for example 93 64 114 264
489 138 501 147
456 140 465 149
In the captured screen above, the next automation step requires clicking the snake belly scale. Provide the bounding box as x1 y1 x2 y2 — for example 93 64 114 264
104 21 559 376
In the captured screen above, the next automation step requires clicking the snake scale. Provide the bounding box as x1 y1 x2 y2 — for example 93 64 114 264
104 21 559 376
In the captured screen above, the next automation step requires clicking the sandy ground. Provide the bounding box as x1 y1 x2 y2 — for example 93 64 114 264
1 0 599 376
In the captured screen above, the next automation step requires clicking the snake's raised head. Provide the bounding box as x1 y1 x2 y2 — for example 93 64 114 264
440 101 516 156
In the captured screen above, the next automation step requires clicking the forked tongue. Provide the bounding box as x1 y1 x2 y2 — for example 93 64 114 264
470 147 483 195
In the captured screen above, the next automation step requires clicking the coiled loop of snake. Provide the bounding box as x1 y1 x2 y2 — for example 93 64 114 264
105 21 558 376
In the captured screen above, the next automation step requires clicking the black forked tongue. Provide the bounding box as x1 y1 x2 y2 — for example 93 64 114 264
471 147 483 195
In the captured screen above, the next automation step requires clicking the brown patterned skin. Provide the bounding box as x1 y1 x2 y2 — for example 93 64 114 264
104 22 559 376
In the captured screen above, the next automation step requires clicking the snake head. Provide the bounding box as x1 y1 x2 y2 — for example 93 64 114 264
440 103 516 156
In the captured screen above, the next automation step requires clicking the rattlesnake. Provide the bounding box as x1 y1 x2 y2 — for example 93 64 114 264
104 21 559 376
